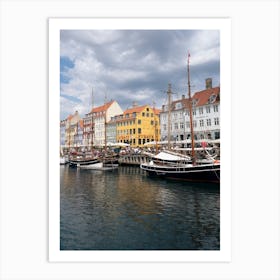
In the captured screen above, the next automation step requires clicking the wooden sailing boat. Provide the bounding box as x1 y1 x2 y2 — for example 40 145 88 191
69 88 100 167
140 52 220 183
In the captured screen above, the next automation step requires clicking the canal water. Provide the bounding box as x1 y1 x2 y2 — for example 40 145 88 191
60 165 220 250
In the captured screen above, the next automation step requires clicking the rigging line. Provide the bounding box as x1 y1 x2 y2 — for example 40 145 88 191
211 164 220 180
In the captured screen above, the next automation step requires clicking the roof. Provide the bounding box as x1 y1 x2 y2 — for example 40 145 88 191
153 108 162 115
123 105 148 115
171 86 220 109
192 86 220 107
123 105 161 115
90 100 115 114
67 114 73 120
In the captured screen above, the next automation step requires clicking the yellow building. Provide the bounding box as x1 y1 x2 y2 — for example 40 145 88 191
116 105 160 147
65 110 81 148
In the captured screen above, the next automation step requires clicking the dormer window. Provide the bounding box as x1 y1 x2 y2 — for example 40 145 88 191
208 94 217 104
192 99 198 106
175 102 182 110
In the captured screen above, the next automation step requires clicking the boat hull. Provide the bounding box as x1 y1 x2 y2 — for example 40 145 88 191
69 158 100 167
140 163 220 184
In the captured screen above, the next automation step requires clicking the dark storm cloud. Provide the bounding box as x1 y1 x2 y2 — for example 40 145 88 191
60 29 220 119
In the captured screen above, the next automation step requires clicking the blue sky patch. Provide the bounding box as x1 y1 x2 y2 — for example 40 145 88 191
60 56 75 84
61 93 81 103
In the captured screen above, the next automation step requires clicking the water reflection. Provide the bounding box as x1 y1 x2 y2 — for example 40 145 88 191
60 165 220 250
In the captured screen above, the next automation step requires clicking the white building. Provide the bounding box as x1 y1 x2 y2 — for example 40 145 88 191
83 100 123 148
160 79 220 142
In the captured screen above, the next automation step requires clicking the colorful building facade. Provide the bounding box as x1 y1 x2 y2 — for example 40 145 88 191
83 100 123 148
160 79 220 142
116 105 160 147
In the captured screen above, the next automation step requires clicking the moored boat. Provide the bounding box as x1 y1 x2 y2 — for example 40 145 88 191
141 52 220 184
69 154 100 167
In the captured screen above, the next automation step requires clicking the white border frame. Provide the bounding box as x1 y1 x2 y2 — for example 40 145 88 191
49 18 231 262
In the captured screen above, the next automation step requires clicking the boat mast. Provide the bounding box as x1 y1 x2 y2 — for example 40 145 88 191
167 83 172 150
104 93 107 152
153 101 159 153
91 87 94 151
187 51 196 164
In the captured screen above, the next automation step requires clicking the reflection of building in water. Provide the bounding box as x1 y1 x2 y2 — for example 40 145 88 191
60 165 220 250
116 167 164 225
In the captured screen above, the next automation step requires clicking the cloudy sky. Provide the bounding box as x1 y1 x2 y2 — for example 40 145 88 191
60 29 220 120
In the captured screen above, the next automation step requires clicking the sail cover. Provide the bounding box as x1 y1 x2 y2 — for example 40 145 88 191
154 151 190 161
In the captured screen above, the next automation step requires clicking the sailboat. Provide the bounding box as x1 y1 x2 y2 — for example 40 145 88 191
140 52 220 184
79 94 119 171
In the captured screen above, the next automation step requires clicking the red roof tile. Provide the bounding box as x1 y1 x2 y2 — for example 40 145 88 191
192 86 220 107
123 105 148 115
171 86 220 109
67 114 73 120
90 100 114 114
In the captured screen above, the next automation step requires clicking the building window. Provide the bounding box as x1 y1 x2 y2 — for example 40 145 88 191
142 112 145 117
213 105 219 112
133 128 136 134
138 119 141 124
175 123 178 130
151 113 154 117
132 112 136 118
151 120 154 125
192 109 196 116
199 107 203 115
192 99 198 106
180 123 184 129
163 124 167 131
138 128 141 134
207 119 211 126
138 139 141 145
146 113 149 117
200 120 204 127
208 94 217 104
146 108 149 111
175 102 182 109
206 106 211 113
214 117 219 125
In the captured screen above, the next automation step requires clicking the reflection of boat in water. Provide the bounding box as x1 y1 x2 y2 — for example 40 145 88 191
141 52 220 184
79 161 119 171
60 148 69 165
60 156 69 165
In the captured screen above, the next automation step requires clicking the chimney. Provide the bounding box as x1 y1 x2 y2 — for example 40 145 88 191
182 94 185 99
132 101 138 107
206 78 212 89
